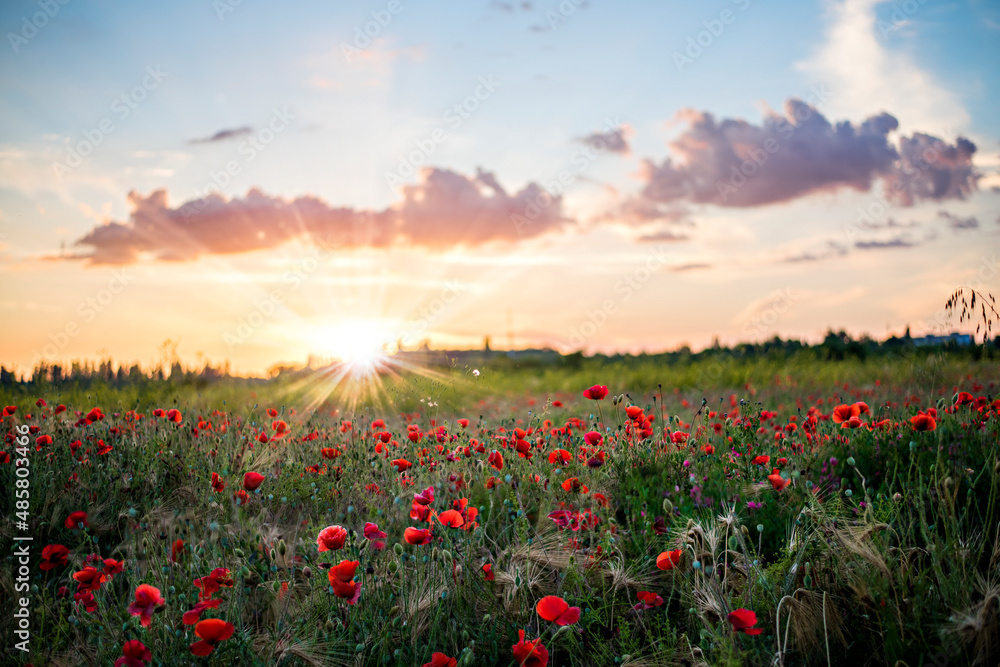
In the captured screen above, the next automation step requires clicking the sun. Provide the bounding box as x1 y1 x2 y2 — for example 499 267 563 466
319 320 392 374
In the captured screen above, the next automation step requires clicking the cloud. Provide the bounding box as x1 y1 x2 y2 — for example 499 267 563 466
669 262 711 272
579 126 630 154
795 0 970 135
63 168 571 265
937 210 979 230
854 236 918 250
631 99 977 210
190 127 253 144
636 228 689 243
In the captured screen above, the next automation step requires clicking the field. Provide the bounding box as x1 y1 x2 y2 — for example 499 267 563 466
2 349 999 666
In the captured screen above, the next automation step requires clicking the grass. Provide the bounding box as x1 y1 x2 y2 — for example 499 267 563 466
1 350 998 666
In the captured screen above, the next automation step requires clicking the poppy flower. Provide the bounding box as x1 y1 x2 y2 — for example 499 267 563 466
73 566 107 592
656 549 682 571
910 413 937 432
97 439 113 455
65 511 89 529
438 509 465 528
633 591 664 610
548 449 571 465
3 405 16 416
40 544 70 571
317 525 348 552
128 584 165 627
363 522 387 550
85 407 104 423
392 458 413 473
956 391 974 406
841 416 864 429
727 608 764 635
103 558 125 576
182 598 222 625
536 595 581 626
327 560 361 604
193 568 233 600
170 539 185 563
767 469 791 491
404 527 433 545
750 455 770 466
422 653 458 667
35 434 52 448
583 431 603 447
482 563 495 580
582 385 608 401
488 450 504 470
561 477 588 494
115 639 151 667
243 471 265 491
511 629 549 667
456 418 469 428
202 470 223 493
625 405 644 420
166 409 182 423
233 489 248 505
189 618 235 656
74 590 98 612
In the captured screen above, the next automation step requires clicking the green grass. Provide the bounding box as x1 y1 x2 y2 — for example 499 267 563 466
1 352 998 666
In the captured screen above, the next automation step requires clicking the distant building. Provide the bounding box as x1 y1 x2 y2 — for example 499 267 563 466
912 333 973 347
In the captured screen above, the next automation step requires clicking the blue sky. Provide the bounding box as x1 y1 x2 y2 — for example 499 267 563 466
1 0 998 373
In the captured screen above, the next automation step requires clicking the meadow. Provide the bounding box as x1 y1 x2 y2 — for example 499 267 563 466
2 347 998 666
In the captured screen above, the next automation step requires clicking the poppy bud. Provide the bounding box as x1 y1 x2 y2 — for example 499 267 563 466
662 499 673 514
269 549 276 561
325 619 336 632
302 566 312 578
741 525 749 537
393 543 403 556
278 539 287 555
272 580 281 591
234 548 245 558
440 550 452 562
388 561 399 573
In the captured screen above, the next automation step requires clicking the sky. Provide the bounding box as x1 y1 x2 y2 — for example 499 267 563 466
1 0 998 375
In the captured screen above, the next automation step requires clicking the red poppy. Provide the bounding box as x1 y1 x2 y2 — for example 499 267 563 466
548 449 571 465
152 409 165 418
363 522 387 550
40 544 69 570
750 455 770 466
35 434 52 448
115 639 151 667
841 416 864 429
768 469 791 491
656 549 682 571
74 590 98 612
457 418 470 428
422 653 458 667
128 584 165 627
73 566 107 592
233 489 248 505
727 608 764 635
438 509 465 528
536 595 581 626
831 404 856 424
171 539 185 562
561 477 588 494
956 391 975 406
582 385 608 401
910 413 937 432
182 598 222 625
65 511 89 529
583 431 603 447
633 591 664 610
482 563 495 580
166 409 182 423
392 458 413 473
208 472 225 493
488 450 504 471
3 405 16 416
190 618 235 656
404 527 433 545
243 471 265 491
626 405 644 420
327 560 361 604
317 525 348 552
97 439 113 455
512 629 549 667
103 558 125 576
193 568 234 600
85 407 104 423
